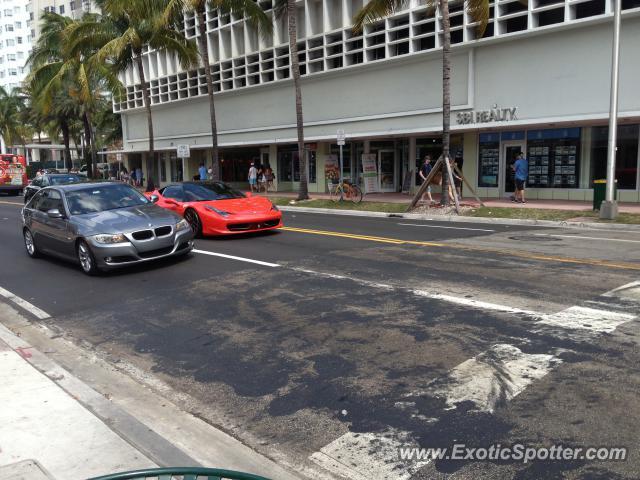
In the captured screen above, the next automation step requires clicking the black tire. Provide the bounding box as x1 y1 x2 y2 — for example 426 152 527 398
184 209 203 237
77 239 100 276
23 228 40 258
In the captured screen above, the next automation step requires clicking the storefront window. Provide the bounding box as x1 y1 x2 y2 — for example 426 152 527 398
220 148 261 183
591 125 639 189
330 143 351 180
278 146 316 183
478 133 500 187
527 128 581 189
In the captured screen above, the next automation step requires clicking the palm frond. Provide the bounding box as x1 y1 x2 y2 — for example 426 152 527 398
465 0 491 36
353 0 409 33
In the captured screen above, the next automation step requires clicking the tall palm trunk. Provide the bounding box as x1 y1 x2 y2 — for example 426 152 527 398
83 111 97 180
60 118 72 172
136 53 155 191
288 0 308 200
197 5 219 181
439 0 451 206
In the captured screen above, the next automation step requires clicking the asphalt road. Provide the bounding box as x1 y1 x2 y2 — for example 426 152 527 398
1 194 639 480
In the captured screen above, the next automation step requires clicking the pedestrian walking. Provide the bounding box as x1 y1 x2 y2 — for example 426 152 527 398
418 155 434 204
135 167 142 187
198 163 207 181
248 162 258 192
454 150 464 199
513 152 528 204
264 164 274 192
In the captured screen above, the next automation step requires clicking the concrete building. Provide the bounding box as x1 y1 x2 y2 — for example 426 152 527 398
0 0 31 91
30 0 95 42
116 0 640 203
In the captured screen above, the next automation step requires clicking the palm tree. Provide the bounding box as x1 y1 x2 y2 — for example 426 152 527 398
275 0 308 200
71 0 198 190
164 0 271 181
355 0 489 205
0 87 26 153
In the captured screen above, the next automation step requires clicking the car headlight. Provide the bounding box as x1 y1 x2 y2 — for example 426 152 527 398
93 233 127 244
205 205 230 217
175 219 190 231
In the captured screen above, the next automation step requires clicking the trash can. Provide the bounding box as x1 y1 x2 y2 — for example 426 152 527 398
593 179 617 210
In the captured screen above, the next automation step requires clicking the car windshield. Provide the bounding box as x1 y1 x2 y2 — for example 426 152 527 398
49 175 85 185
65 184 150 215
183 182 246 201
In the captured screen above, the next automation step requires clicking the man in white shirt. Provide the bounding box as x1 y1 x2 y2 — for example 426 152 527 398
248 162 257 192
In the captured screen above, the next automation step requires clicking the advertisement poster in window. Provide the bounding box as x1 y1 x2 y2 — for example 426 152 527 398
325 155 339 183
361 154 379 193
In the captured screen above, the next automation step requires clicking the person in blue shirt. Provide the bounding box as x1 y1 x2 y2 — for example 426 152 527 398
198 163 208 181
513 152 528 204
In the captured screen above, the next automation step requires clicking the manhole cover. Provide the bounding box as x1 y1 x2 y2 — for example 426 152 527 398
508 235 562 242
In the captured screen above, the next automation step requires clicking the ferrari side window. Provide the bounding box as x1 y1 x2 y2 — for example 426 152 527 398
163 186 186 202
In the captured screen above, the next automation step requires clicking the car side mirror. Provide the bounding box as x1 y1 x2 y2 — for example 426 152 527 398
150 194 159 203
47 208 65 219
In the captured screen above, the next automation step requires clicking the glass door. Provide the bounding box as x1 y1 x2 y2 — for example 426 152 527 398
378 150 396 192
502 143 525 195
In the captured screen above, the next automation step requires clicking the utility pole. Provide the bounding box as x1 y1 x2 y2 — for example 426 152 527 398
600 0 622 220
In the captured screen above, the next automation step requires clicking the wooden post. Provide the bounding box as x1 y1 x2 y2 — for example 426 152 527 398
453 163 485 207
444 155 460 213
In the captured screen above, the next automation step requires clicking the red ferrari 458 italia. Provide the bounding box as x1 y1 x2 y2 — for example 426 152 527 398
146 181 282 236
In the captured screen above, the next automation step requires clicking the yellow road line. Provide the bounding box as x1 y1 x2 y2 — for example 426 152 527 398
281 226 640 271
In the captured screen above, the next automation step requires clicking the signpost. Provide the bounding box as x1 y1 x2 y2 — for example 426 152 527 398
337 130 345 183
177 144 191 158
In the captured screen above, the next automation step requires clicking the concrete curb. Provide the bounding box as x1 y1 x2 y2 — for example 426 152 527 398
0 317 200 470
279 205 640 231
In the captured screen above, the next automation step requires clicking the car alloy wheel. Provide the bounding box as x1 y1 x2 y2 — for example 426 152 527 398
23 229 39 258
184 209 202 237
77 240 98 275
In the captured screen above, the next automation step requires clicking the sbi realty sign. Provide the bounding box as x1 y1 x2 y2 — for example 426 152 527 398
456 105 518 125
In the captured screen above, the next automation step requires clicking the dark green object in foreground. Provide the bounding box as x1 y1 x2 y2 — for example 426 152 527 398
593 179 617 211
89 467 271 480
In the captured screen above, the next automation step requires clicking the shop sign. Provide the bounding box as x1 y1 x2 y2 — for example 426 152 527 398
361 154 378 193
456 105 518 125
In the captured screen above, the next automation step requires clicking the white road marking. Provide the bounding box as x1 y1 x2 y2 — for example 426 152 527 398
398 223 495 232
0 286 50 319
412 290 539 316
603 280 640 301
536 306 635 334
292 267 541 316
424 344 561 413
192 249 280 267
534 233 640 244
310 429 430 480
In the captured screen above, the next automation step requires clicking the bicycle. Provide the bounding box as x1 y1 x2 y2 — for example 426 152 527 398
329 179 363 203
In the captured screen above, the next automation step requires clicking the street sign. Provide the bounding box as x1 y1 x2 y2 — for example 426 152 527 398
337 129 346 146
177 144 191 158
116 153 123 162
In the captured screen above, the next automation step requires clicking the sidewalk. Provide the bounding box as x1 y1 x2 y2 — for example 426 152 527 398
0 334 155 479
264 191 640 214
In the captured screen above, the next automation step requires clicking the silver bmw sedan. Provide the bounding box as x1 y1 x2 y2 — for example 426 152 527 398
21 182 194 275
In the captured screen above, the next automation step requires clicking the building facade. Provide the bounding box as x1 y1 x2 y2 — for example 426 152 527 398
117 0 640 202
0 0 30 91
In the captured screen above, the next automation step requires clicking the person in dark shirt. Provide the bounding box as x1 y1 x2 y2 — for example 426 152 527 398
418 155 434 204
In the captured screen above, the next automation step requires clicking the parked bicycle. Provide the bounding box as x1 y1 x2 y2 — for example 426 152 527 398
329 179 363 203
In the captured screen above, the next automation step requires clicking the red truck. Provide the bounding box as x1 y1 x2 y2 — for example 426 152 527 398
0 154 28 195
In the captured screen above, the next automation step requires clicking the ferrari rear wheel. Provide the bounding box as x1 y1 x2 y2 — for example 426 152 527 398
184 209 202 237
